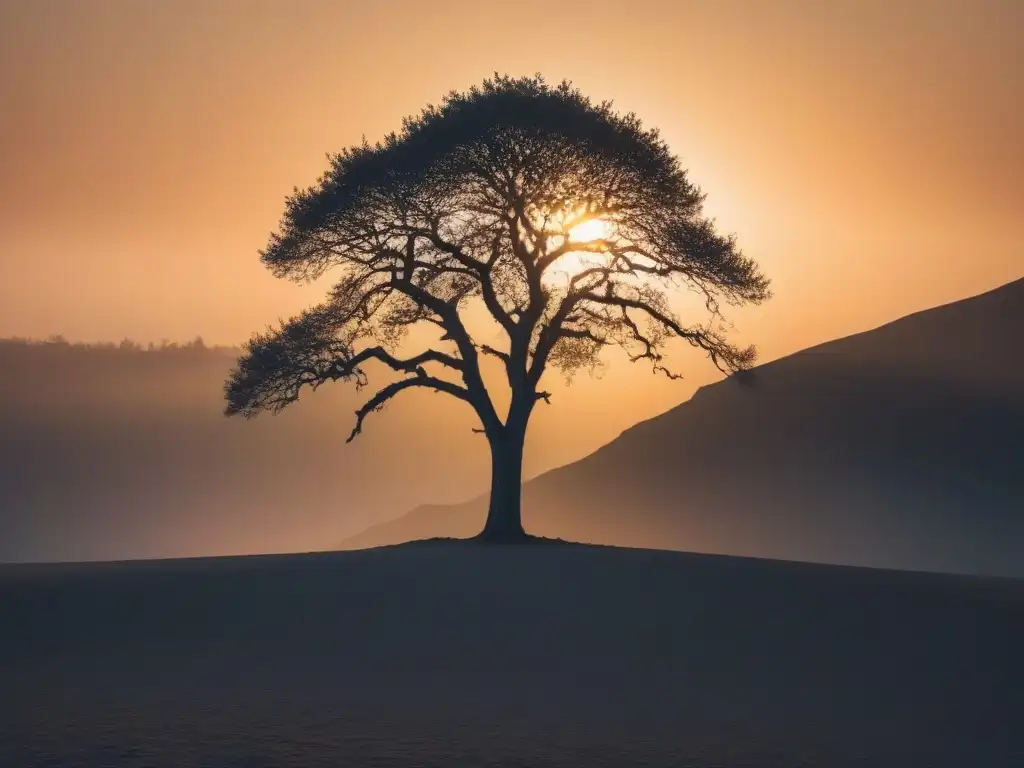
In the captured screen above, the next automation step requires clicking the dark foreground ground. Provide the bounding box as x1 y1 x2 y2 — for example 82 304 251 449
2 541 1022 767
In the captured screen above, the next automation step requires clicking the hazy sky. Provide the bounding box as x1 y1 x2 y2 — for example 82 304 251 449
1 0 1020 385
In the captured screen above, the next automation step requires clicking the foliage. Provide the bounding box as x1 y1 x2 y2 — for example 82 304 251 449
225 74 770 446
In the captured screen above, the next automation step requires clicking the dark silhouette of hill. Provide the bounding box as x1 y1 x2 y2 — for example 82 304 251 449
343 278 1024 576
2 543 1021 766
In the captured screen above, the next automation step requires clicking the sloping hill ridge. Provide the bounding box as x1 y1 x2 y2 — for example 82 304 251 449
343 278 1024 576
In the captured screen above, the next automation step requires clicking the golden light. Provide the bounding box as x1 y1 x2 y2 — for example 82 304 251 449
542 216 616 284
567 217 614 243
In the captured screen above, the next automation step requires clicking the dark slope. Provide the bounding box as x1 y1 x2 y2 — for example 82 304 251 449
343 278 1024 576
2 543 1021 767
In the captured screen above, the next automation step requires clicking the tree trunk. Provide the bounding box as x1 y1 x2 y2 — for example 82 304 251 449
479 429 527 541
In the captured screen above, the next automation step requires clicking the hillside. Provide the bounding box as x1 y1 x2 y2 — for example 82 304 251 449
2 542 1021 767
343 278 1024 576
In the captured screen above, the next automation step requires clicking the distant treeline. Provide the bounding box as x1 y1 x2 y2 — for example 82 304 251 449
0 336 237 354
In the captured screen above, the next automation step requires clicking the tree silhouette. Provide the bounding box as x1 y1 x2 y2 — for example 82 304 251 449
225 75 770 541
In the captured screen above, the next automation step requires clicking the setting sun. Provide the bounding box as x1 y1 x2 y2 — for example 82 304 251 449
567 217 613 243
540 215 616 282
544 218 614 284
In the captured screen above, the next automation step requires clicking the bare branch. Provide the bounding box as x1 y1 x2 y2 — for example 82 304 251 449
388 277 503 433
336 346 463 378
479 344 511 363
416 227 517 334
557 326 609 346
348 373 473 442
586 290 757 375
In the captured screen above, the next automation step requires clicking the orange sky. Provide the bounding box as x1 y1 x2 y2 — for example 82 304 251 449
1 0 1020 425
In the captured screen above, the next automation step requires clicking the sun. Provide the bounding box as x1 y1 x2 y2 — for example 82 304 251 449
567 217 613 243
541 216 616 284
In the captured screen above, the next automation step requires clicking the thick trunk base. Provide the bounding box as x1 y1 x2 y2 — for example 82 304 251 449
479 432 527 541
478 490 527 542
476 520 529 543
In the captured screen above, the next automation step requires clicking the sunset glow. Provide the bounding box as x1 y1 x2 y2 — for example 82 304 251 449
1 5 1021 765
0 1 1018 354
567 217 614 244
535 215 614 283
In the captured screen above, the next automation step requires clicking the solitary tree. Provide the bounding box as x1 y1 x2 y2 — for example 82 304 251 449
225 75 770 541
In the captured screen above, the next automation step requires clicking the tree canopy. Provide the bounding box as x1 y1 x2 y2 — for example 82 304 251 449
226 75 769 435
